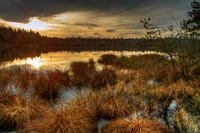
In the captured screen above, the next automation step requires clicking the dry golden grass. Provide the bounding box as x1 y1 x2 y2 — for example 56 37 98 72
0 96 48 132
174 108 199 132
0 68 11 91
22 102 98 133
168 80 195 99
98 53 118 65
150 85 172 102
101 118 172 133
90 67 118 89
33 70 70 100
70 61 96 87
96 94 131 119
11 68 36 93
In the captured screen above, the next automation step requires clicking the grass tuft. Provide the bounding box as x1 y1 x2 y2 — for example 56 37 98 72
0 96 48 132
96 94 131 119
101 118 172 133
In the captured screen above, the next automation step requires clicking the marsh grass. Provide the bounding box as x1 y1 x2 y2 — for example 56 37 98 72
0 96 48 132
33 70 70 100
96 94 131 119
11 67 36 93
0 53 200 132
70 60 96 87
22 97 98 133
174 108 200 132
101 118 172 133
0 68 11 91
90 67 118 89
98 54 118 65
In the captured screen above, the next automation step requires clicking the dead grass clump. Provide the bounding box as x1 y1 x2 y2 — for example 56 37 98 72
90 67 118 89
71 60 95 87
174 108 199 132
23 105 98 133
12 68 36 93
48 69 71 88
168 80 195 99
33 71 68 100
151 85 172 102
96 94 131 119
0 68 11 91
0 92 17 105
118 70 134 84
0 96 48 132
98 54 118 65
101 118 172 133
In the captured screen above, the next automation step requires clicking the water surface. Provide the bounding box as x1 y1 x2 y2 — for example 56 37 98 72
2 51 157 70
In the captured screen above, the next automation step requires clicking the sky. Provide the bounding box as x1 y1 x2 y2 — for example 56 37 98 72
0 0 195 38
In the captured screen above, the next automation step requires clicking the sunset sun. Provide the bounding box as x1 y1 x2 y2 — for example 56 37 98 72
8 17 54 31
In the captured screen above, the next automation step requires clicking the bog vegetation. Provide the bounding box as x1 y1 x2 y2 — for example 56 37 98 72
0 1 200 133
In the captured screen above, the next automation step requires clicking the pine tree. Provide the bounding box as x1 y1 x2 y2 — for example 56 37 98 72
181 1 200 38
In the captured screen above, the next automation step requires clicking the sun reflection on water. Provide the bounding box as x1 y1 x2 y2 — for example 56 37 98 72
23 57 44 69
3 57 44 69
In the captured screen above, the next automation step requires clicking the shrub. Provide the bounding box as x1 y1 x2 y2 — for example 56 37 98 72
101 118 172 133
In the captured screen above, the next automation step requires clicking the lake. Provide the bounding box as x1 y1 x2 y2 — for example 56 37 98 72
1 50 158 70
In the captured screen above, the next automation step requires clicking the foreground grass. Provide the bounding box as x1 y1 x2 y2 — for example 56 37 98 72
0 53 200 132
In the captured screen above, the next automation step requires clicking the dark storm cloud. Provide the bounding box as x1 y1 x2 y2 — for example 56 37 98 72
106 29 116 33
0 0 192 23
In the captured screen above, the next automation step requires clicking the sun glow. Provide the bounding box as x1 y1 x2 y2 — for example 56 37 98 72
8 17 54 30
23 57 44 68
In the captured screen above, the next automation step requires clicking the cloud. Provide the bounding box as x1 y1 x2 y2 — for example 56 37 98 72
106 29 116 32
0 0 193 23
93 32 102 36
73 23 99 27
118 31 145 37
0 0 194 38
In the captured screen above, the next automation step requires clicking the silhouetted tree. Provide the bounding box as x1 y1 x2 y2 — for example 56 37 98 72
181 1 200 38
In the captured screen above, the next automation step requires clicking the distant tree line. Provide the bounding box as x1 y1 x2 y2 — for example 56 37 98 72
0 25 146 46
